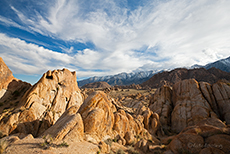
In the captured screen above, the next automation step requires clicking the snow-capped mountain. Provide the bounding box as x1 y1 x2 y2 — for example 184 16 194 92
78 70 160 87
78 56 230 87
204 56 230 72
191 56 230 72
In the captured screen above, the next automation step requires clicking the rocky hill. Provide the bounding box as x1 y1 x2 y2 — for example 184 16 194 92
78 70 158 87
0 57 230 154
81 81 111 89
141 67 230 88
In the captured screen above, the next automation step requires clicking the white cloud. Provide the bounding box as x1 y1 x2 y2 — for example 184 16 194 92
0 0 230 79
0 33 73 74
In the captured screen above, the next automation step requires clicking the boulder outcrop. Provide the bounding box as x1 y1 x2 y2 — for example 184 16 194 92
171 79 218 133
0 57 31 113
78 91 115 142
149 85 172 133
0 57 15 90
212 81 230 124
42 105 84 142
166 118 230 154
0 68 83 137
1 56 230 154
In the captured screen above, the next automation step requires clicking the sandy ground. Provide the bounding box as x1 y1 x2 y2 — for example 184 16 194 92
4 134 99 154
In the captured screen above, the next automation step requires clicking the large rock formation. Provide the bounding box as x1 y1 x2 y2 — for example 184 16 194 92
212 81 230 124
0 57 14 90
0 68 83 137
1 56 230 154
148 78 230 135
171 79 218 133
166 118 230 154
0 57 31 113
78 91 115 142
149 86 172 133
42 105 84 142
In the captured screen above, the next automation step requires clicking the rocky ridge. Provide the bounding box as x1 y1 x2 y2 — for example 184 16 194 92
0 57 31 113
141 67 230 89
81 81 111 89
78 70 157 87
0 57 230 154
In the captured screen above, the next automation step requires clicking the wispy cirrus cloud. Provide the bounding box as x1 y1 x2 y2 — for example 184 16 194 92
0 0 230 81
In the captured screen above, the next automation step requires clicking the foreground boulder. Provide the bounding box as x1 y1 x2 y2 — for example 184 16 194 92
166 118 230 154
0 68 83 137
78 91 115 142
42 105 84 142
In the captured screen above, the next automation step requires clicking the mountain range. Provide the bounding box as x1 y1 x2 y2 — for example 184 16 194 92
78 56 230 87
78 70 162 87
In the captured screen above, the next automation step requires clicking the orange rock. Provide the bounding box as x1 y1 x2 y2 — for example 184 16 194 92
0 57 15 90
0 68 83 137
167 118 229 154
78 91 114 142
42 106 84 142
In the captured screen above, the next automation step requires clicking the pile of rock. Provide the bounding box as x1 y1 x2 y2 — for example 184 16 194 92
0 57 230 154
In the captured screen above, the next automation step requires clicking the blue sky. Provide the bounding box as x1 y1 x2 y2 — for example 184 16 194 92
0 0 230 84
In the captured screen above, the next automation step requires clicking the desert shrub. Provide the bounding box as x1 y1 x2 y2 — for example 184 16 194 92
116 148 125 154
113 138 117 143
58 141 69 147
127 146 140 154
104 138 113 146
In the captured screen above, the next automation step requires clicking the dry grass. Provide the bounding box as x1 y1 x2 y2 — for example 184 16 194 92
109 89 156 99
0 139 8 154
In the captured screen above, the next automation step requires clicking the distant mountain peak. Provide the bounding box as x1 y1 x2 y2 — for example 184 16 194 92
190 56 230 72
78 70 159 87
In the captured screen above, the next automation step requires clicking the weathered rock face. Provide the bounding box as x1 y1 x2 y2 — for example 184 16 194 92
171 79 218 133
0 57 14 90
78 91 115 142
42 105 84 142
149 85 172 133
0 57 31 113
166 118 230 154
199 82 220 117
0 68 83 137
113 109 144 138
212 81 230 124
